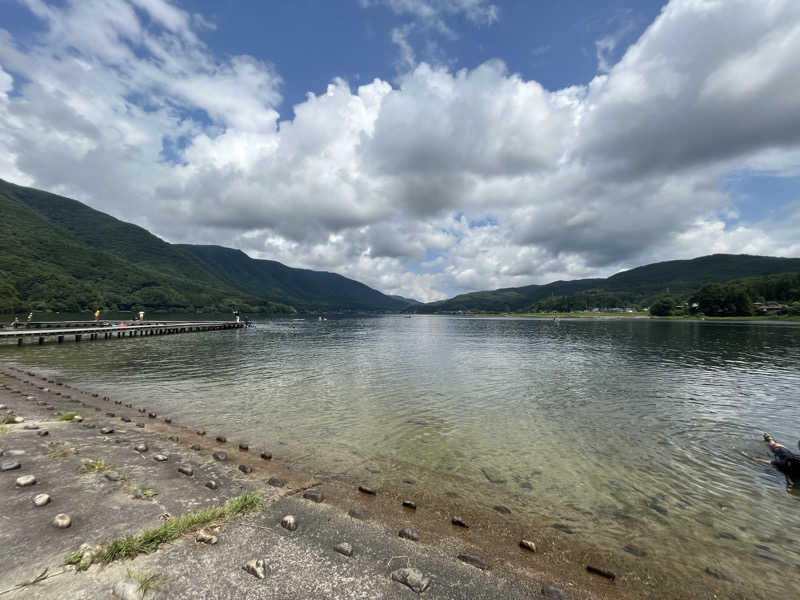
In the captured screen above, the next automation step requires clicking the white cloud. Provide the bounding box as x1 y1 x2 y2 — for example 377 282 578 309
1 0 799 303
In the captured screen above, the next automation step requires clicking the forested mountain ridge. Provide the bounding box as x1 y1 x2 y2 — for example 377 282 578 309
0 179 410 314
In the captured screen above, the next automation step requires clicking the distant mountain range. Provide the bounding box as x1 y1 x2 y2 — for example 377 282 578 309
0 179 411 314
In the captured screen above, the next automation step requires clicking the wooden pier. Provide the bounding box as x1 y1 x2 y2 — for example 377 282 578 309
0 321 244 346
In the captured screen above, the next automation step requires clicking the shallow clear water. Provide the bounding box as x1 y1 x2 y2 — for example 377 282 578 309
4 316 800 592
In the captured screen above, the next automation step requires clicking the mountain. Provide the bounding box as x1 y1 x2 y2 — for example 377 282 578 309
0 179 406 314
415 254 800 313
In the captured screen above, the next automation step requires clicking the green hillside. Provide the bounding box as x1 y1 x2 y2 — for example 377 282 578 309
178 245 409 311
415 254 800 313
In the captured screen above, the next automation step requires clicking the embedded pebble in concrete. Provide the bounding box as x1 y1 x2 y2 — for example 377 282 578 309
334 542 353 557
243 559 267 579
100 427 114 435
303 488 324 503
358 485 377 495
348 508 366 520
452 517 469 528
205 480 218 490
268 477 284 488
457 553 486 570
391 568 430 593
52 513 72 528
402 500 417 510
520 540 537 553
134 443 148 453
1 460 21 471
196 530 218 545
212 451 228 462
238 464 253 474
33 493 51 507
16 475 36 487
260 451 272 460
398 528 420 542
281 515 297 531
153 454 168 462
105 471 121 482
177 465 194 476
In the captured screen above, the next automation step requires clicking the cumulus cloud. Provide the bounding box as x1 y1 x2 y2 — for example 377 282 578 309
1 0 799 303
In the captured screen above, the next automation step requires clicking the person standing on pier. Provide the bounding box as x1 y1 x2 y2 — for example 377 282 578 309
234 309 240 323
139 310 145 321
26 312 33 322
94 309 100 321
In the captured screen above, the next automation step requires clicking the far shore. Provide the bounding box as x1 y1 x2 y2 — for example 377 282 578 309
460 311 800 322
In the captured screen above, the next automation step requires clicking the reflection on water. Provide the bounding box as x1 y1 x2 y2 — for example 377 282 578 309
4 316 800 593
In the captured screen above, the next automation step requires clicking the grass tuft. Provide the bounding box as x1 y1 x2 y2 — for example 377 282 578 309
128 569 163 597
63 550 83 565
99 492 261 563
0 413 17 425
58 412 78 421
80 458 107 472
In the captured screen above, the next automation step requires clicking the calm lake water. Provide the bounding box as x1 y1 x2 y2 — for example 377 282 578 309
3 316 800 593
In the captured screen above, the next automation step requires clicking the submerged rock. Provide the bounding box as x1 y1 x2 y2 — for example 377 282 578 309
493 505 511 515
398 528 419 542
303 488 324 503
281 515 297 531
348 508 365 520
457 553 486 569
16 474 36 487
33 493 51 507
358 485 377 495
52 513 72 528
552 523 575 534
541 584 568 599
212 451 228 462
153 454 168 462
480 467 506 484
623 545 646 557
268 476 284 488
238 464 253 474
391 568 430 593
177 465 194 476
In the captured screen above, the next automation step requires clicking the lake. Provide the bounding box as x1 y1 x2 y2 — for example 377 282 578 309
3 315 799 595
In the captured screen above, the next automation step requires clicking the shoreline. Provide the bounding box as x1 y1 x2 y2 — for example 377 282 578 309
0 360 755 599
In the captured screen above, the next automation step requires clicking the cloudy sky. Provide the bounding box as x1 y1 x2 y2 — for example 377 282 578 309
1 0 799 301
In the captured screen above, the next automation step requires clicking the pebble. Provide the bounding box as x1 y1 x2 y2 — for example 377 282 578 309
402 499 417 510
541 584 568 599
135 423 145 428
358 485 377 495
212 451 228 462
120 416 131 423
268 476 284 488
281 515 297 531
0 404 6 409
52 513 72 528
106 412 115 417
391 568 430 593
100 427 114 434
134 443 148 453
333 542 353 557
260 451 272 460
704 567 732 582
348 508 365 520
177 465 194 476
105 471 122 482
303 488 324 503
451 516 469 528
457 553 486 570
190 444 202 451
216 436 226 443
112 581 139 600
74 415 84 422
205 480 218 490
623 545 646 557
238 442 249 451
398 528 420 541
16 475 36 487
586 565 616 581
520 539 537 552
1 460 21 471
493 505 512 515
37 430 49 437
153 454 168 462
168 435 179 442
23 424 40 430
552 523 575 534
33 493 51 506
196 429 206 436
238 464 253 474
13 416 24 424
163 418 172 424
196 530 218 545
243 559 267 579
148 412 157 418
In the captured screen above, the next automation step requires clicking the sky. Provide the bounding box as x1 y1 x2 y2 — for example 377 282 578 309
1 0 799 302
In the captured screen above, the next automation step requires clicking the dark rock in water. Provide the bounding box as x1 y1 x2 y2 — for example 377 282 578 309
105 471 121 482
754 544 771 553
134 443 148 453
716 531 737 540
281 515 297 531
190 444 201 451
334 542 353 557
403 479 415 485
238 464 253 474
135 423 145 428
100 427 114 434
552 523 575 534
704 567 732 582
398 528 419 542
205 480 218 490
106 412 115 417
212 451 228 462
196 429 206 436
391 568 430 593
120 416 131 423
541 584 568 599
153 454 168 462
445 490 458 498
457 553 486 569
402 499 417 510
493 505 511 515
303 488 324 503
260 451 272 460
37 430 49 437
358 485 377 495
216 435 226 443
163 418 171 424
586 565 616 580
451 517 469 528
268 476 284 488
480 467 506 484
148 412 156 418
348 508 365 520
623 545 646 557
177 465 194 476
238 442 249 451
1 460 21 471
168 435 179 442
646 499 668 516
519 481 533 490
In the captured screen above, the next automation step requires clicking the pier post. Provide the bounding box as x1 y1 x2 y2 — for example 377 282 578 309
38 337 44 345
17 337 22 346
58 336 63 343
75 334 81 342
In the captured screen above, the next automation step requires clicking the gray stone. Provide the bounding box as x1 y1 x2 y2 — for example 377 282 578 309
541 584 568 599
280 515 297 531
100 427 114 434
120 416 131 423
260 451 272 460
268 476 284 487
196 530 218 545
480 467 506 484
238 464 253 474
13 416 24 424
623 545 646 557
333 542 353 557
23 424 39 430
451 516 469 528
16 474 36 487
238 442 249 451
493 505 511 514
153 454 168 462
52 513 72 528
348 508 366 520
37 430 49 437
33 493 51 506
148 412 157 418
105 470 122 482
216 435 226 443
212 451 228 461
398 528 419 541
205 480 218 490
402 500 417 510
134 443 148 453
520 539 537 552
391 568 431 593
243 559 267 579
358 485 377 495
72 415 82 423
303 488 324 503
457 553 486 569
1 460 21 471
177 464 194 476
552 523 575 534
112 580 140 600
135 423 145 428
190 444 202 451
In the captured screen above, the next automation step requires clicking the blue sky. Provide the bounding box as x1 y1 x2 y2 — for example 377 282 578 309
0 0 798 301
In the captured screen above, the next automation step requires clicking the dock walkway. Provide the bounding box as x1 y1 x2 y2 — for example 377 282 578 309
0 320 243 345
